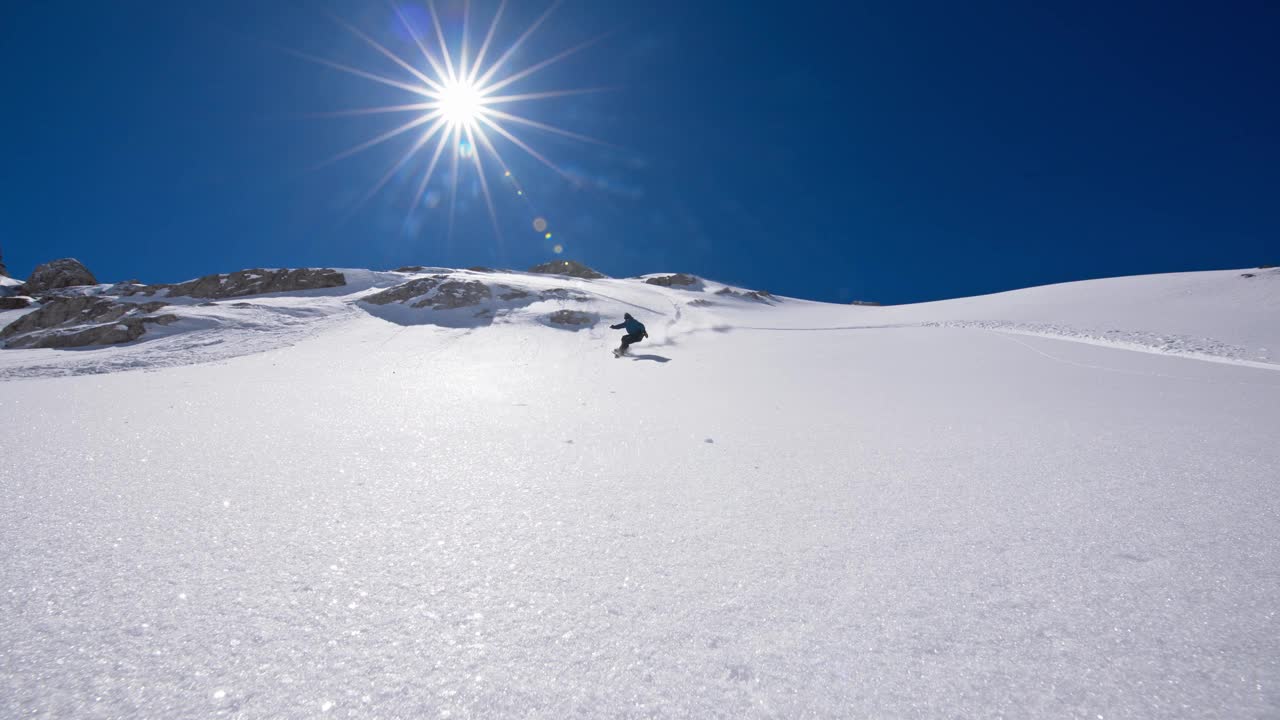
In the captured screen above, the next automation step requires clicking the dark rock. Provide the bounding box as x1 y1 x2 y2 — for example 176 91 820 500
715 287 777 303
362 276 492 310
687 299 716 307
125 268 346 299
538 288 590 302
0 296 33 310
467 266 496 273
394 265 426 273
362 276 444 305
20 258 97 293
849 300 881 306
0 248 7 277
1 296 176 349
1241 273 1256 278
103 280 145 296
528 260 606 280
431 280 492 309
644 273 700 288
545 310 597 329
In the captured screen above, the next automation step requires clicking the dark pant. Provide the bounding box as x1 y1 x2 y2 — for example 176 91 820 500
620 332 644 351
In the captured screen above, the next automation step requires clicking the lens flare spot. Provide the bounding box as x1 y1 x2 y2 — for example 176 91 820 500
533 217 548 232
458 140 474 159
553 244 564 254
544 232 553 240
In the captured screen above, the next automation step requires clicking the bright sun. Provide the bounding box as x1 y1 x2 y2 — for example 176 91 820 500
436 80 484 128
297 2 611 242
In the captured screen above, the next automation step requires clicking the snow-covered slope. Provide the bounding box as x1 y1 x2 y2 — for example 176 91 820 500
1 267 1277 718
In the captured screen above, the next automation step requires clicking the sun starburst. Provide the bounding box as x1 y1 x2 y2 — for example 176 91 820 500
293 0 611 247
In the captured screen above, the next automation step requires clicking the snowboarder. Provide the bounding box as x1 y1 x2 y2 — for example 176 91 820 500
611 313 648 357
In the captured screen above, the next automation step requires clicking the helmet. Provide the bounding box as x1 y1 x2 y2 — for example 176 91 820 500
624 313 633 320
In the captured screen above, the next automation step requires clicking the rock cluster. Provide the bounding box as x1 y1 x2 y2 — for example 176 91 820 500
644 273 700 288
1 297 177 349
715 287 777 303
123 268 346 299
545 310 597 328
20 258 97 294
364 276 587 312
363 276 493 310
528 260 606 280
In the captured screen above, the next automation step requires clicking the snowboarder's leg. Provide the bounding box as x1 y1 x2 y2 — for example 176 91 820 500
620 332 642 354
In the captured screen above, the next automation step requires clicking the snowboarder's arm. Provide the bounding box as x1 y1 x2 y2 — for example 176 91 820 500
610 323 625 329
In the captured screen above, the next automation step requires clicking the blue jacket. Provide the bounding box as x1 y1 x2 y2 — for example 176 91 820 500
612 317 646 336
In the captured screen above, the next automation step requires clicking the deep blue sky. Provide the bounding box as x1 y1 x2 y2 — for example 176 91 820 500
2 1 1277 304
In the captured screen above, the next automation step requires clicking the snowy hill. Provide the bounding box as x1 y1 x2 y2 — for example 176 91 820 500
1 265 1278 717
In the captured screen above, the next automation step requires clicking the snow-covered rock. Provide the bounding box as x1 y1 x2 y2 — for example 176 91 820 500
362 276 493 310
0 296 175 348
715 286 777 303
528 259 607 279
544 309 597 328
644 273 702 289
20 258 97 294
358 272 593 329
123 267 346 299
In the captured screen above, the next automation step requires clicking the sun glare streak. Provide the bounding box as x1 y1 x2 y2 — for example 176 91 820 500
428 0 460 84
480 87 612 105
476 113 578 184
316 111 439 169
411 128 453 210
464 122 504 244
324 10 444 93
300 0 609 244
459 0 472 86
483 107 613 146
360 117 449 207
469 0 507 86
392 3 451 83
476 34 609 96
282 46 432 98
472 1 561 89
307 101 436 118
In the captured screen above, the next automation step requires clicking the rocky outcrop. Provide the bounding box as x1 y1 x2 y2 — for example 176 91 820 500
528 260 606 280
0 296 33 310
362 276 492 310
545 310 597 329
849 300 881 306
644 273 700 288
20 258 97 294
715 287 777 303
364 276 588 311
124 268 346 299
1 297 177 349
0 248 8 277
538 288 590 302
